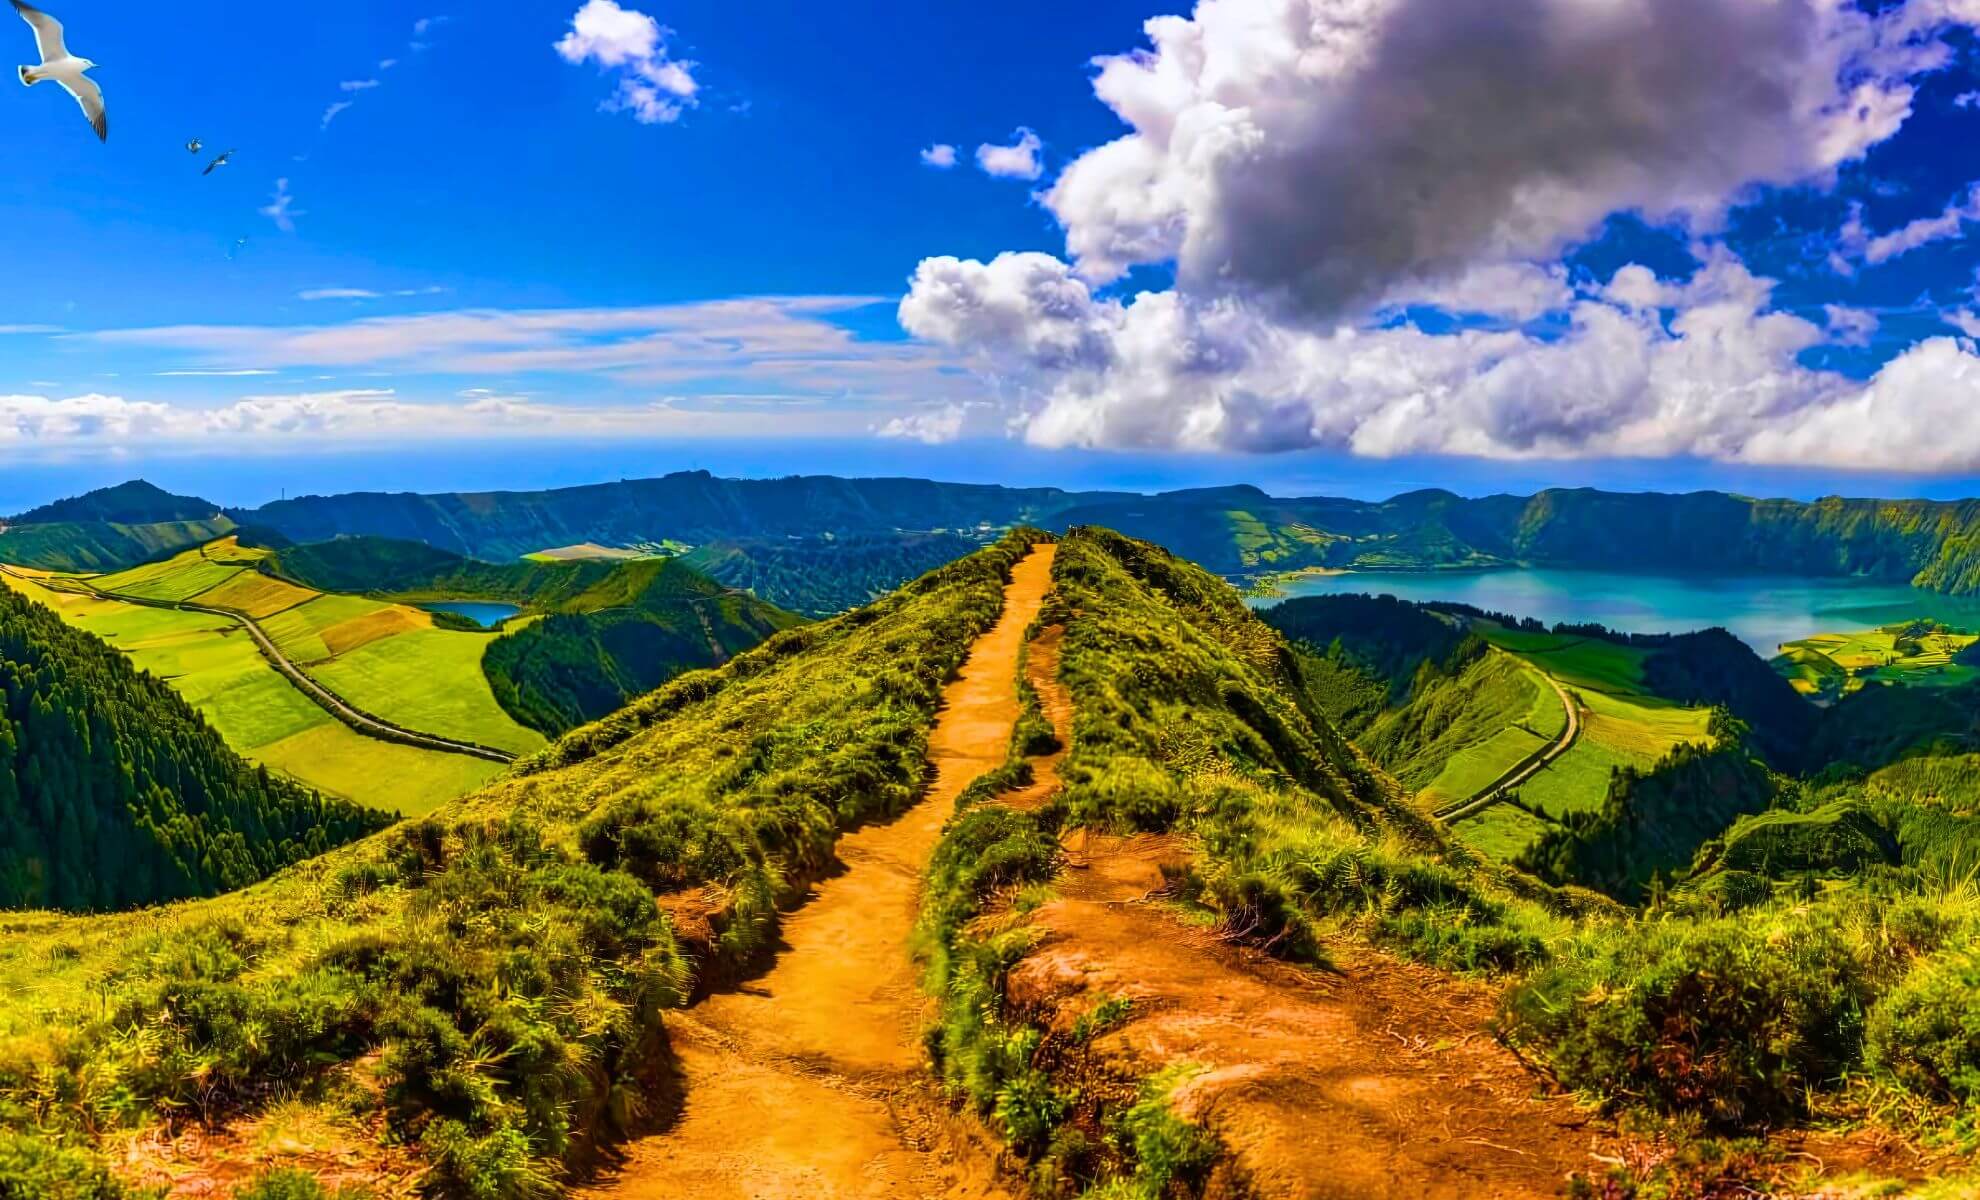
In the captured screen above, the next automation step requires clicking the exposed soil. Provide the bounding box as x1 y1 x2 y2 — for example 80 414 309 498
578 544 1060 1200
1010 833 1624 1198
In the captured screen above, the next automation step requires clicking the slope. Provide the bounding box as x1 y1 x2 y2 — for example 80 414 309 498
0 580 388 912
579 545 1056 1199
0 532 1036 1199
483 558 803 735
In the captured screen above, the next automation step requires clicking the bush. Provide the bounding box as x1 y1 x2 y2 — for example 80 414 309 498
1503 914 1876 1129
1866 948 1980 1106
0 1132 127 1200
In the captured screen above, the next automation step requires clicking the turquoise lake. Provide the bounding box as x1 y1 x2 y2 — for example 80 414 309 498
1257 569 1980 656
419 601 522 630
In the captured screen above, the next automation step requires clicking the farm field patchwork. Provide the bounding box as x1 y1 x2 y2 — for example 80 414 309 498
0 566 497 814
81 542 545 756
1772 620 1980 699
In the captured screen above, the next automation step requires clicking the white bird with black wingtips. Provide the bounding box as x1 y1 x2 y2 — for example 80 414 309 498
11 0 103 141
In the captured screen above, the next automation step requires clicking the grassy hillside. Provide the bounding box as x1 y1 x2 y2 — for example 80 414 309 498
484 559 802 735
267 536 620 607
0 581 387 911
0 517 237 574
680 532 976 616
10 481 221 526
0 531 1035 1198
1774 619 1980 701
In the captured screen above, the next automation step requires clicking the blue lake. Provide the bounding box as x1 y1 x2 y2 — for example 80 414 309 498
1257 568 1980 657
420 601 522 630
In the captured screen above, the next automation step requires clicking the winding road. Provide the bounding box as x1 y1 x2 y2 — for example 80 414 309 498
1433 657 1581 823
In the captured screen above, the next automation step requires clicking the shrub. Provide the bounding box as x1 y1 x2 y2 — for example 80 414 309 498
1503 914 1876 1128
1866 948 1980 1106
0 1132 127 1200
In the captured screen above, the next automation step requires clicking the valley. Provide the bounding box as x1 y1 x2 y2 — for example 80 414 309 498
7 480 1980 1198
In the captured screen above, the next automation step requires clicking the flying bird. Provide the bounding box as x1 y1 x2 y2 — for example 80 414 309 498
187 138 201 154
11 0 104 142
202 148 234 176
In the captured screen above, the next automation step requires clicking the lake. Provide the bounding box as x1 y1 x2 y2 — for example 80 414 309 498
420 601 522 630
1258 568 1980 656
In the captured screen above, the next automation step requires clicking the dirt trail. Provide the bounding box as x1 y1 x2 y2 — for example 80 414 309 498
581 544 1058 1200
1013 833 1616 1198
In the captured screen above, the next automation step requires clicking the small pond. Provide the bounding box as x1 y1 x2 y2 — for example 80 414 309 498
420 601 523 630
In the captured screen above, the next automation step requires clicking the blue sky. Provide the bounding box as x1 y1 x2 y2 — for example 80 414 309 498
10 0 1980 508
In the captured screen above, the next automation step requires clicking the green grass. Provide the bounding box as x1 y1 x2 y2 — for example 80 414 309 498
312 629 547 755
251 723 504 817
82 542 545 755
1481 627 1648 694
1454 804 1560 861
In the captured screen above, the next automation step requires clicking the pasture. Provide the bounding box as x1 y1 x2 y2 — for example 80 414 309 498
1774 621 1980 699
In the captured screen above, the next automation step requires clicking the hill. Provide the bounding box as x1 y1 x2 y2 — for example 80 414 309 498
0 481 235 574
0 530 1035 1198
0 581 387 911
10 480 221 527
241 470 1125 561
680 532 978 616
484 558 803 734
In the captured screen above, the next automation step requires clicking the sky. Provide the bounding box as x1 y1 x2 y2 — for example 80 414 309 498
11 0 1980 508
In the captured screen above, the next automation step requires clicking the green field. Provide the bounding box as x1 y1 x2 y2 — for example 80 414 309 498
79 542 546 756
1458 628 1714 855
1773 621 1980 700
0 567 498 814
312 629 544 755
1372 649 1566 811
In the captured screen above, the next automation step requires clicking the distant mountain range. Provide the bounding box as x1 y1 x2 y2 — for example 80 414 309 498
17 473 1980 595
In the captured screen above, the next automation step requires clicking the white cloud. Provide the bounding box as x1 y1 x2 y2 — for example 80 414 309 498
340 79 380 92
321 100 354 129
0 387 886 454
1824 305 1880 347
1859 184 1980 264
259 179 302 233
298 288 381 301
378 58 399 71
82 298 976 426
900 247 1980 470
878 405 967 444
1040 0 1934 321
1944 309 1980 339
893 0 1980 468
920 143 958 170
976 129 1043 180
555 0 700 125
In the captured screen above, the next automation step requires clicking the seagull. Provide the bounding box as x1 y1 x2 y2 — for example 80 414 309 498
11 0 103 142
202 148 234 176
187 137 202 154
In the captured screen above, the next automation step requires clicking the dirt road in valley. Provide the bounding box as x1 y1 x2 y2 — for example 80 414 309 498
581 544 1058 1200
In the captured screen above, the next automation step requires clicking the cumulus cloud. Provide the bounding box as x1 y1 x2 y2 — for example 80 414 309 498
555 0 700 125
902 247 1980 470
895 0 1980 467
920 143 958 169
1041 0 1935 322
976 129 1043 180
1824 305 1880 347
